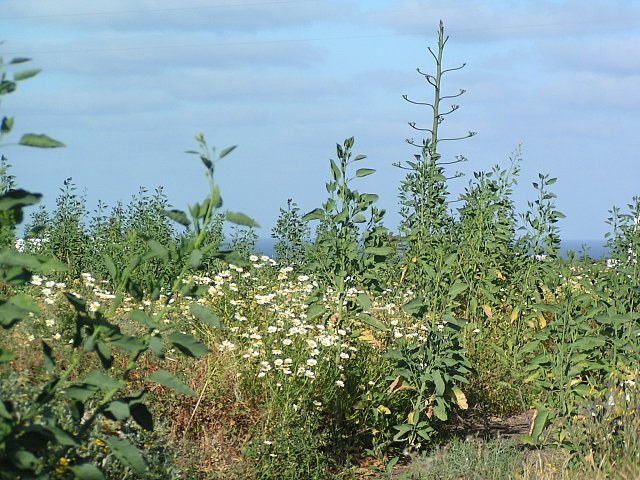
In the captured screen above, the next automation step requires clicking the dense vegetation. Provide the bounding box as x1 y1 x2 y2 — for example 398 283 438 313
2 23 639 479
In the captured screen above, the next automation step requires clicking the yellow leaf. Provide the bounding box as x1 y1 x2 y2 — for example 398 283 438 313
452 386 468 410
358 332 383 349
482 304 493 319
510 306 520 323
538 313 547 329
408 410 417 425
495 269 506 281
377 405 391 415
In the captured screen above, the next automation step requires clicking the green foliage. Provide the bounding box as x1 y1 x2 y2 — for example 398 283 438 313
271 198 310 269
396 21 474 296
303 136 392 318
386 314 471 451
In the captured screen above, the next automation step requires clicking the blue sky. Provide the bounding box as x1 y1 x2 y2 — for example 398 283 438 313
1 0 639 241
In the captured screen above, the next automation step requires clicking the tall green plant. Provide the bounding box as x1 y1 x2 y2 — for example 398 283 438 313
396 20 475 296
303 137 392 320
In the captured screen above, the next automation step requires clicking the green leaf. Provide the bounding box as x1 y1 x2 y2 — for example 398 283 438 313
147 239 169 263
225 211 259 228
218 145 237 159
211 184 223 209
167 333 208 357
305 303 326 322
41 340 55 372
11 450 39 470
129 310 158 329
302 208 325 222
14 68 41 81
402 297 424 316
189 249 203 268
433 399 448 421
330 159 341 182
432 370 445 396
149 370 196 396
356 293 371 310
9 57 31 64
149 335 164 358
447 282 468 298
164 209 191 227
355 168 376 178
189 303 221 329
359 313 387 332
70 463 106 480
364 246 394 256
105 437 146 475
103 254 117 281
106 400 130 421
18 133 65 148
63 384 99 402
530 405 549 442
1 116 14 134
85 370 122 391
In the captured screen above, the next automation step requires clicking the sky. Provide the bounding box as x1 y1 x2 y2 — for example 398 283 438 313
1 0 639 242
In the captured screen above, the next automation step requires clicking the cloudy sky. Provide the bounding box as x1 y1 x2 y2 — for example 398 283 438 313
1 0 638 242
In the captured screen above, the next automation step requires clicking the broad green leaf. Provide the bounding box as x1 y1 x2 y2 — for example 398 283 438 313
18 133 65 148
149 370 195 396
225 211 259 228
107 400 130 421
70 463 106 480
448 282 468 298
433 400 448 421
355 168 376 177
105 437 146 475
85 370 122 391
305 303 327 322
14 68 41 81
189 249 203 268
402 297 424 316
353 213 366 223
167 333 208 357
302 208 325 222
359 313 387 332
63 384 99 402
149 335 164 358
129 310 158 329
41 425 79 446
364 246 394 256
530 405 549 442
103 254 117 281
11 450 38 470
110 334 146 354
147 239 169 263
189 303 221 329
164 209 191 227
211 184 222 208
356 293 371 310
432 370 445 396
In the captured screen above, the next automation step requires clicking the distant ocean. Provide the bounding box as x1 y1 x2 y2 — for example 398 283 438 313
255 238 610 261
